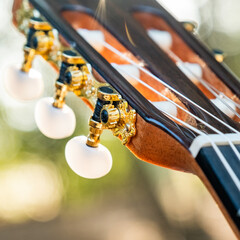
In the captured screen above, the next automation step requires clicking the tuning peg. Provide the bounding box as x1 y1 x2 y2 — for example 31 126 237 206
65 85 136 178
4 17 58 101
4 65 43 101
65 136 112 179
35 97 76 139
35 50 94 139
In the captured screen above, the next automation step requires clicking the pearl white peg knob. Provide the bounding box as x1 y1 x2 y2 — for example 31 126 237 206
211 98 236 118
35 97 76 139
65 136 112 179
4 65 44 101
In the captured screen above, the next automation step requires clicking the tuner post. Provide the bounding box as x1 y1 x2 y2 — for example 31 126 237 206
87 119 103 148
53 82 68 109
86 86 136 147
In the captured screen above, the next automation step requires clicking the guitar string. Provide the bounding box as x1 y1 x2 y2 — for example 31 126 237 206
166 47 240 110
162 49 240 161
102 40 240 163
177 61 240 111
98 41 240 165
197 80 240 111
79 34 240 188
210 85 240 109
115 65 240 190
102 41 240 135
101 41 240 159
156 107 240 191
165 49 240 118
116 64 240 162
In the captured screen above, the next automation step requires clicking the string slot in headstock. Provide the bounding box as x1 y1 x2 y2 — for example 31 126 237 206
60 4 240 134
132 11 240 123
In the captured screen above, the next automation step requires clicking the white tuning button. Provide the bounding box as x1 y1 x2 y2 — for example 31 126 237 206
147 29 172 50
4 65 44 101
77 29 105 52
151 101 178 117
211 98 236 118
176 62 202 84
65 136 112 179
111 63 140 86
35 97 76 139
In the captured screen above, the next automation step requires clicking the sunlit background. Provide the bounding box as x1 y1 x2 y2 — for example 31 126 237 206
0 0 239 239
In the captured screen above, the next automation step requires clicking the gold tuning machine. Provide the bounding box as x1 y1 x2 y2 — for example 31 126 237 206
182 21 198 34
21 17 57 72
53 50 95 108
87 86 136 147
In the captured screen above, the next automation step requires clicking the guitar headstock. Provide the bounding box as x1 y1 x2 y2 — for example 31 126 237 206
7 0 240 174
7 0 240 236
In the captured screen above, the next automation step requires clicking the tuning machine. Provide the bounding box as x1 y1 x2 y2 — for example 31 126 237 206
4 16 60 101
65 85 136 179
35 50 95 139
87 86 137 146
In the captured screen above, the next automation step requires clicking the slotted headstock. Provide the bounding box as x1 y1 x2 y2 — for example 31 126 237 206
9 0 240 236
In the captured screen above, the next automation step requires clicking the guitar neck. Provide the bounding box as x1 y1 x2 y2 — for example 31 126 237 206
196 145 240 232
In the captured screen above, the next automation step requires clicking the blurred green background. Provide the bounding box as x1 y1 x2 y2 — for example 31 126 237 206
0 0 239 239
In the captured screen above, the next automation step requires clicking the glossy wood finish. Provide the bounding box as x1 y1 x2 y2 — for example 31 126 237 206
133 12 240 117
29 0 240 145
14 0 240 236
130 1 240 99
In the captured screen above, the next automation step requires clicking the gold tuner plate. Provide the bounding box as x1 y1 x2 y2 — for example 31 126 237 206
61 51 86 65
87 86 136 147
29 18 52 31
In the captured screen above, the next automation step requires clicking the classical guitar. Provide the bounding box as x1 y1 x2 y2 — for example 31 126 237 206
7 0 240 238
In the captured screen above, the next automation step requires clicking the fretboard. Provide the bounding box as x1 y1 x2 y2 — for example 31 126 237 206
196 145 240 230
